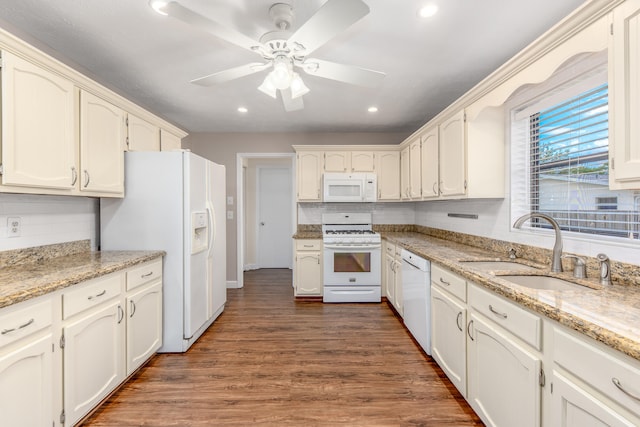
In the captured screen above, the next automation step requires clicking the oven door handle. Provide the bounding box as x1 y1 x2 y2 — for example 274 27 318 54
324 244 381 250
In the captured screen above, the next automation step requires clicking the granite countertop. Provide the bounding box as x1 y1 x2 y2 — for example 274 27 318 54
0 249 165 309
380 232 640 362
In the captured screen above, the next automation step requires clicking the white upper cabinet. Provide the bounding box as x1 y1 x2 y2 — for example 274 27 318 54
1 51 76 190
420 126 439 199
610 0 640 188
400 146 410 200
351 151 375 172
127 114 160 151
160 129 182 151
324 151 350 172
79 91 125 196
409 138 422 199
296 151 323 201
439 111 467 198
375 151 400 200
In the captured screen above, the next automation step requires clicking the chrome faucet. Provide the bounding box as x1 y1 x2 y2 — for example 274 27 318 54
596 253 612 286
513 213 563 272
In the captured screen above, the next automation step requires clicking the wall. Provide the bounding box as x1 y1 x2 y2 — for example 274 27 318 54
183 131 409 282
298 202 415 225
0 194 98 251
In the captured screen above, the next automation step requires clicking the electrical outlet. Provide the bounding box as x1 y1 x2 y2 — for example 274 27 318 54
227 211 234 220
7 217 21 237
227 196 234 205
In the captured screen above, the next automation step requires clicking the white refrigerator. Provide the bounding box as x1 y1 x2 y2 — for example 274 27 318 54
100 151 226 352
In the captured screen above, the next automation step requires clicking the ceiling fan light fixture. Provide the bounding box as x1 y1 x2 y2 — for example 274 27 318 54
290 73 310 99
271 58 292 89
258 75 278 99
149 0 169 16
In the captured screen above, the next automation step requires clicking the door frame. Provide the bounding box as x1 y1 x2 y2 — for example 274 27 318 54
236 153 296 289
255 165 293 269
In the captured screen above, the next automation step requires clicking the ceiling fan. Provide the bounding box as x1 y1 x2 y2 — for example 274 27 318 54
149 0 385 111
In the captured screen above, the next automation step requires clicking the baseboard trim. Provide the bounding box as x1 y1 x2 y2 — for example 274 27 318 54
243 264 259 271
227 280 241 289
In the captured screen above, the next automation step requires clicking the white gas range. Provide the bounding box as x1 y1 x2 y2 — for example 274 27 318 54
322 213 382 303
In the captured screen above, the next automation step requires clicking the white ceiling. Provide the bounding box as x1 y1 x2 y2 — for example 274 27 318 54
0 0 586 134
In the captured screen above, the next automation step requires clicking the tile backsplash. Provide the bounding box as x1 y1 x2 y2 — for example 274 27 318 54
0 194 98 252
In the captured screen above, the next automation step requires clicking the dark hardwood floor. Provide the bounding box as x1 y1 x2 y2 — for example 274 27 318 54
83 269 483 426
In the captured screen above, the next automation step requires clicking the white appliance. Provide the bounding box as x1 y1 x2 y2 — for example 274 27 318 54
323 173 377 203
401 249 431 355
100 151 226 353
322 213 381 302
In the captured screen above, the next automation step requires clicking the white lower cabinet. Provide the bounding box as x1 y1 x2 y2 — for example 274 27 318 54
293 240 323 296
551 371 637 427
467 312 541 427
63 298 125 426
126 281 163 375
430 285 467 397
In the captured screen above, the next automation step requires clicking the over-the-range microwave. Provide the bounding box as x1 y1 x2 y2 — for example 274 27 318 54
323 172 377 202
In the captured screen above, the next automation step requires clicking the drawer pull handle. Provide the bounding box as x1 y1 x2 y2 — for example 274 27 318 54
1 318 35 335
489 304 508 319
87 290 107 300
439 277 450 286
612 378 640 401
141 272 154 278
456 312 463 332
303 245 313 248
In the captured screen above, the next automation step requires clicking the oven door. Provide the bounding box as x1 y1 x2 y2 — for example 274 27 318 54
323 244 381 286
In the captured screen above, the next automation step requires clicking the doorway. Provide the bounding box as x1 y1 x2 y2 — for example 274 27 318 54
236 153 296 288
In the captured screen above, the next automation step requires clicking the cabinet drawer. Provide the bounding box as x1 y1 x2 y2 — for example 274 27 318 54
296 240 321 251
127 259 162 291
0 298 52 348
385 242 396 256
63 273 123 320
431 264 467 302
554 327 640 416
469 284 541 350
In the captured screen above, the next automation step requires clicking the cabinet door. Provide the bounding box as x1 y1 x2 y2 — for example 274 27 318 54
0 334 53 427
351 152 375 172
64 299 125 426
439 111 466 197
385 254 395 303
80 91 125 195
610 0 640 187
467 313 541 427
400 146 410 200
421 127 439 199
551 371 638 427
295 252 322 295
1 51 76 190
393 260 403 316
127 114 160 151
375 151 400 200
296 152 322 201
409 138 422 199
431 286 467 397
160 129 182 151
126 282 162 375
324 151 351 172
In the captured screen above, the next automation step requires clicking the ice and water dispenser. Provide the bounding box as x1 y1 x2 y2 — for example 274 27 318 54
191 211 209 254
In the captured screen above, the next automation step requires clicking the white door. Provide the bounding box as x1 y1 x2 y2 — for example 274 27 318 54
257 167 292 268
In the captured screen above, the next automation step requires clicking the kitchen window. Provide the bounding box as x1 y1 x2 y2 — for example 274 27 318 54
511 53 640 240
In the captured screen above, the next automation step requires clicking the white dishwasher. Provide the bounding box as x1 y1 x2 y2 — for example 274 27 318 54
401 249 431 355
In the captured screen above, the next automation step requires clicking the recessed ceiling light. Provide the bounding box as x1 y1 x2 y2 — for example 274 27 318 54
237 107 248 113
149 1 169 16
418 4 438 18
368 106 378 113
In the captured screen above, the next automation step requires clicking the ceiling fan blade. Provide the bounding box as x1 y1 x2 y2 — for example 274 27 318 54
301 59 385 88
190 63 270 86
280 89 304 112
163 2 259 52
288 0 369 56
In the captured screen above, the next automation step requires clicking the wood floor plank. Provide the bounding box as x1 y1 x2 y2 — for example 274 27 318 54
83 269 483 426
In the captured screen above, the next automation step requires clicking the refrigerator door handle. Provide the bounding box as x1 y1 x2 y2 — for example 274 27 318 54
207 203 215 252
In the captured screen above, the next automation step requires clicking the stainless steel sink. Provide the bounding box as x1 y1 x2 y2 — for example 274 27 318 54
460 260 539 272
498 275 592 291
